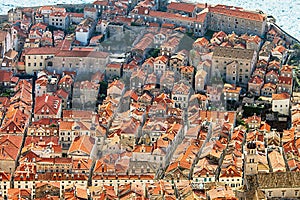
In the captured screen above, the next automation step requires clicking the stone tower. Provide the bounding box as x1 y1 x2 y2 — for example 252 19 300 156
245 142 258 175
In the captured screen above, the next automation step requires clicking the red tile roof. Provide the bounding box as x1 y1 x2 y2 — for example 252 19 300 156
50 12 68 17
55 50 109 58
24 136 59 146
93 0 109 6
155 55 168 64
0 70 13 82
24 47 59 55
69 12 84 18
63 110 94 120
59 121 74 130
34 94 61 116
55 88 69 99
262 82 276 90
107 63 122 69
194 37 209 47
1 109 29 134
272 93 290 100
167 2 196 13
249 76 263 84
209 5 266 22
124 90 139 102
278 76 292 85
0 135 23 161
149 10 205 23
68 135 95 155
58 74 73 85
32 118 60 126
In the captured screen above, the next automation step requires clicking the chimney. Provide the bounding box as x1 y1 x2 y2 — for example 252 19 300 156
78 160 81 169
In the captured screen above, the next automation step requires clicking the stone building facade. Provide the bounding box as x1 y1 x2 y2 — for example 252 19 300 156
212 46 257 87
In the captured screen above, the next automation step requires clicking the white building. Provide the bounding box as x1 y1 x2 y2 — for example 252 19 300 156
272 93 291 116
75 18 95 45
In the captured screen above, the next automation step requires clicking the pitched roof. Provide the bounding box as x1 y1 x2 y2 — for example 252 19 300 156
1 109 29 134
24 47 59 55
59 121 74 130
54 88 69 99
0 135 23 161
272 93 290 100
262 82 277 90
249 76 264 84
108 79 125 90
209 5 265 22
194 37 209 47
172 81 191 95
149 10 205 23
58 74 73 85
55 50 109 58
0 70 13 82
68 135 95 155
167 2 196 13
63 110 94 120
34 94 61 116
213 46 255 60
278 76 292 85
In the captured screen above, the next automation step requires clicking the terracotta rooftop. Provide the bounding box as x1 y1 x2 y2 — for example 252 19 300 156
249 76 264 84
278 76 292 85
209 5 266 22
34 94 61 116
24 47 59 55
55 50 109 58
63 110 94 120
68 135 95 155
167 2 196 13
213 46 255 60
272 93 290 100
0 70 13 82
262 82 277 90
149 10 205 23
0 135 23 161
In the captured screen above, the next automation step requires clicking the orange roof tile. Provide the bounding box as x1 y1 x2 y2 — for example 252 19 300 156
249 76 263 84
24 47 59 55
149 10 205 23
209 5 265 22
167 2 196 13
59 121 74 130
278 76 292 85
272 93 290 100
68 135 95 155
34 94 61 116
